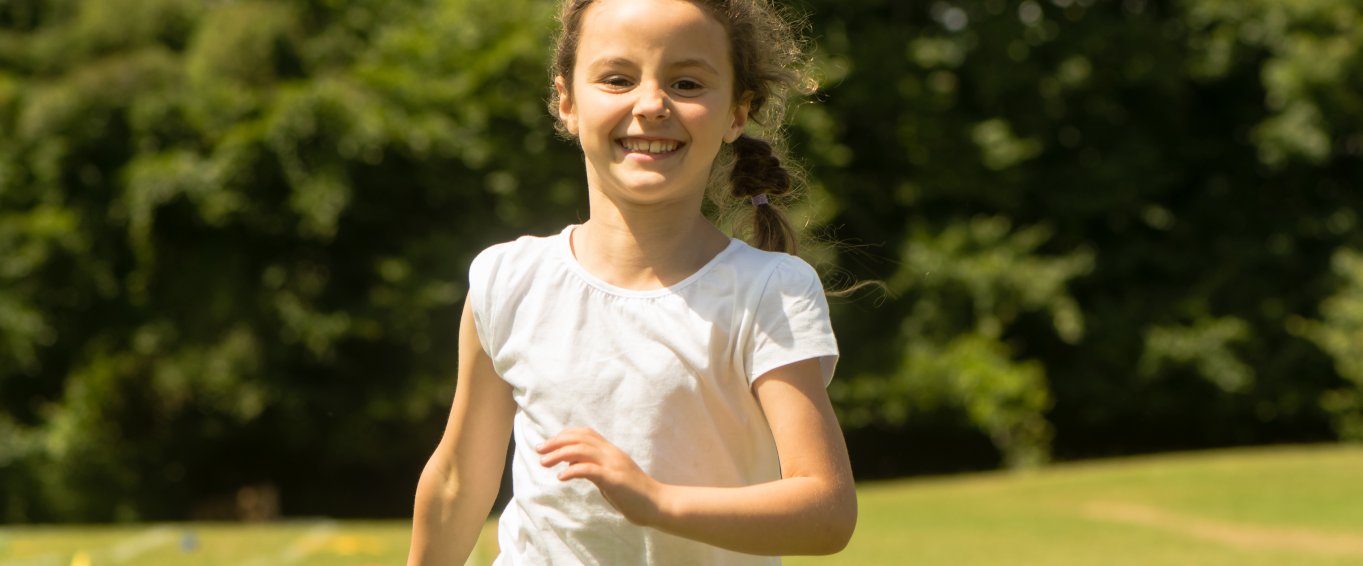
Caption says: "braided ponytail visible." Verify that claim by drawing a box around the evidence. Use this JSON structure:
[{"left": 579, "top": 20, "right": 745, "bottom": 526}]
[{"left": 729, "top": 135, "right": 798, "bottom": 254}]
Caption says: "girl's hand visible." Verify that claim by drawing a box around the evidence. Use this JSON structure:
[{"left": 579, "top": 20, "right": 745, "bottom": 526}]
[{"left": 537, "top": 427, "right": 666, "bottom": 526}]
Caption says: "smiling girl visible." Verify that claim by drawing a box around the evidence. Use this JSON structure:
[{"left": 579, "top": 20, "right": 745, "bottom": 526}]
[{"left": 408, "top": 0, "right": 856, "bottom": 563}]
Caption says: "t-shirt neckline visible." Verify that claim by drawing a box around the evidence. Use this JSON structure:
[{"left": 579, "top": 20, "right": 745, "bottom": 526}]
[{"left": 557, "top": 224, "right": 742, "bottom": 298}]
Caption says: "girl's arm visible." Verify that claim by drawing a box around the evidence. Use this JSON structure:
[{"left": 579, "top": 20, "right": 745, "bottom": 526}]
[
  {"left": 408, "top": 296, "right": 515, "bottom": 565},
  {"left": 537, "top": 357, "right": 857, "bottom": 555}
]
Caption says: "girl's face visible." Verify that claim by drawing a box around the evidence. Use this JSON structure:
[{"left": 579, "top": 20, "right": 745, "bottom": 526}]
[{"left": 556, "top": 0, "right": 749, "bottom": 208}]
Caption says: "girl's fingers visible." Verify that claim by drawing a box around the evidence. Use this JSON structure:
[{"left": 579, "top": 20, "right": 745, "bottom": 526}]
[
  {"left": 557, "top": 462, "right": 604, "bottom": 482},
  {"left": 536, "top": 427, "right": 603, "bottom": 454},
  {"left": 539, "top": 443, "right": 600, "bottom": 467}
]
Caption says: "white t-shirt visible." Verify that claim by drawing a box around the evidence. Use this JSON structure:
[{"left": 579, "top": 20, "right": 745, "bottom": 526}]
[{"left": 471, "top": 225, "right": 838, "bottom": 566}]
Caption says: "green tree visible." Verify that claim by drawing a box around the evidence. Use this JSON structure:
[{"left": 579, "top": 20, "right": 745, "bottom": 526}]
[
  {"left": 0, "top": 0, "right": 581, "bottom": 521},
  {"left": 1292, "top": 249, "right": 1363, "bottom": 441},
  {"left": 795, "top": 0, "right": 1361, "bottom": 467}
]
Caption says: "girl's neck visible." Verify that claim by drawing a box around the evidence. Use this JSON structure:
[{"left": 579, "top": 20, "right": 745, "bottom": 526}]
[{"left": 572, "top": 198, "right": 730, "bottom": 291}]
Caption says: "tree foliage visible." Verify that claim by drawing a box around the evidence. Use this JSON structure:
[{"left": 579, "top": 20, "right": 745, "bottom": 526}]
[
  {"left": 0, "top": 0, "right": 578, "bottom": 521},
  {"left": 796, "top": 0, "right": 1362, "bottom": 469},
  {"left": 1293, "top": 249, "right": 1363, "bottom": 441}
]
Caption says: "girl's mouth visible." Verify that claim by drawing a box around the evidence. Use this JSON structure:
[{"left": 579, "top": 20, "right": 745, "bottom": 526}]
[{"left": 618, "top": 138, "right": 684, "bottom": 156}]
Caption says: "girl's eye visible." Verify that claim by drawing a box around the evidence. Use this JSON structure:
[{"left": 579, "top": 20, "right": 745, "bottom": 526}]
[
  {"left": 600, "top": 76, "right": 634, "bottom": 89},
  {"left": 673, "top": 79, "right": 704, "bottom": 93}
]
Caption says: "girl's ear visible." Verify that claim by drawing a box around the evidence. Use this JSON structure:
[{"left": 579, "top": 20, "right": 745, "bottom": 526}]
[
  {"left": 555, "top": 76, "right": 578, "bottom": 136},
  {"left": 725, "top": 91, "right": 753, "bottom": 143}
]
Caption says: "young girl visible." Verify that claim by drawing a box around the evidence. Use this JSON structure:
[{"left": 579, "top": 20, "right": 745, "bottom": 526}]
[{"left": 409, "top": 0, "right": 856, "bottom": 563}]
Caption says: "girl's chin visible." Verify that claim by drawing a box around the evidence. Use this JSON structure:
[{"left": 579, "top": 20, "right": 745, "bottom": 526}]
[
  {"left": 610, "top": 169, "right": 679, "bottom": 187},
  {"left": 598, "top": 177, "right": 704, "bottom": 202}
]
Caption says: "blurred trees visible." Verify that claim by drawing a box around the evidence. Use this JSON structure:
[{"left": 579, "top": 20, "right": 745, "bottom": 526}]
[
  {"left": 1294, "top": 249, "right": 1363, "bottom": 442},
  {"left": 797, "top": 0, "right": 1363, "bottom": 469},
  {"left": 0, "top": 0, "right": 578, "bottom": 521},
  {"left": 0, "top": 0, "right": 1360, "bottom": 521}
]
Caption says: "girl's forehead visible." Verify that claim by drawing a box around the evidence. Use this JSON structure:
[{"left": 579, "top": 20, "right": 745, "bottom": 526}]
[{"left": 576, "top": 0, "right": 731, "bottom": 69}]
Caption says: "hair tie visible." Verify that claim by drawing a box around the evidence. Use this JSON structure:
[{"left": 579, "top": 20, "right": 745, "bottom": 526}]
[{"left": 751, "top": 194, "right": 769, "bottom": 206}]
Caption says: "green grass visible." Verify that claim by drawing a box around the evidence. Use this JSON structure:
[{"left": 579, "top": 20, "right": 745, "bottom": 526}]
[
  {"left": 2, "top": 444, "right": 1360, "bottom": 565},
  {"left": 0, "top": 521, "right": 422, "bottom": 566},
  {"left": 791, "top": 444, "right": 1363, "bottom": 566}
]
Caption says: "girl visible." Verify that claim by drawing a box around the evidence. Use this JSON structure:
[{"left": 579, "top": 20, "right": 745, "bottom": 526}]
[{"left": 409, "top": 0, "right": 856, "bottom": 563}]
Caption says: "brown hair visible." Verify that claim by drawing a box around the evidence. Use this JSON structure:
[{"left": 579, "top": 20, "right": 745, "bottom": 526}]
[{"left": 548, "top": 0, "right": 812, "bottom": 255}]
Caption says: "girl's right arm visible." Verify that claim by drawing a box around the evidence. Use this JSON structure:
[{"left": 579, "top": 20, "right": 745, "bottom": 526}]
[{"left": 408, "top": 295, "right": 515, "bottom": 565}]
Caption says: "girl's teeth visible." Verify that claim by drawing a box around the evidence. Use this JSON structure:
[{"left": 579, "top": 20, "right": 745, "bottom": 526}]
[{"left": 623, "top": 140, "right": 677, "bottom": 153}]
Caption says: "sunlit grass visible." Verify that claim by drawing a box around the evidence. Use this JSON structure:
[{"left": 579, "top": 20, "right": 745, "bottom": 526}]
[
  {"left": 792, "top": 443, "right": 1363, "bottom": 566},
  {"left": 0, "top": 521, "right": 416, "bottom": 566},
  {"left": 2, "top": 444, "right": 1359, "bottom": 565}
]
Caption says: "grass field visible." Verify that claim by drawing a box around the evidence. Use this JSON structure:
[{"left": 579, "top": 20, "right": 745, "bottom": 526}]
[{"left": 1, "top": 444, "right": 1360, "bottom": 565}]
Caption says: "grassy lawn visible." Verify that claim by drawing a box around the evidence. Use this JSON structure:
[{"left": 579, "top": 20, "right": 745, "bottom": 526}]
[
  {"left": 790, "top": 444, "right": 1363, "bottom": 566},
  {"left": 2, "top": 444, "right": 1360, "bottom": 565}
]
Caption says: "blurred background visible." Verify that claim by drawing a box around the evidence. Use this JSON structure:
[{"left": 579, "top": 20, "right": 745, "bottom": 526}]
[{"left": 1, "top": 0, "right": 1361, "bottom": 528}]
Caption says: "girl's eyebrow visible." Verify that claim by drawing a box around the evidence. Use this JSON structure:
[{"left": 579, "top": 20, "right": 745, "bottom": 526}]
[
  {"left": 670, "top": 58, "right": 720, "bottom": 75},
  {"left": 584, "top": 57, "right": 720, "bottom": 76},
  {"left": 587, "top": 57, "right": 639, "bottom": 71}
]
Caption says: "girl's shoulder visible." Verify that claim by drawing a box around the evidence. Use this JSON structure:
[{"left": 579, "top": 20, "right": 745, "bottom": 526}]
[
  {"left": 727, "top": 240, "right": 820, "bottom": 275},
  {"left": 720, "top": 242, "right": 826, "bottom": 298},
  {"left": 470, "top": 227, "right": 569, "bottom": 275},
  {"left": 467, "top": 227, "right": 571, "bottom": 307}
]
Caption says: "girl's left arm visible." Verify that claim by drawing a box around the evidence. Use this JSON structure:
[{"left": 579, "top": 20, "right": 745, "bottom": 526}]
[{"left": 536, "top": 357, "right": 857, "bottom": 555}]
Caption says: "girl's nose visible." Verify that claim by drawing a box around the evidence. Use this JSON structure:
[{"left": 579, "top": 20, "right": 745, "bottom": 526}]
[{"left": 633, "top": 84, "right": 670, "bottom": 121}]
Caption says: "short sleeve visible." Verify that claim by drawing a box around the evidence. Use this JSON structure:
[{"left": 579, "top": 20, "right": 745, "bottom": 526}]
[
  {"left": 467, "top": 244, "right": 501, "bottom": 357},
  {"left": 748, "top": 256, "right": 840, "bottom": 387}
]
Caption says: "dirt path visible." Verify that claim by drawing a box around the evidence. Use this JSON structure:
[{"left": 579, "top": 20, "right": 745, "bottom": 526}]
[{"left": 1083, "top": 500, "right": 1363, "bottom": 557}]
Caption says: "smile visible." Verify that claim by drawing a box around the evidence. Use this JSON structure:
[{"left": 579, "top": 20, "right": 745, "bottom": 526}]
[{"left": 618, "top": 138, "right": 683, "bottom": 155}]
